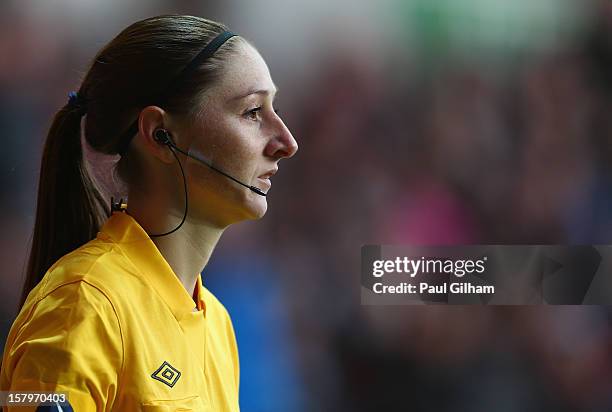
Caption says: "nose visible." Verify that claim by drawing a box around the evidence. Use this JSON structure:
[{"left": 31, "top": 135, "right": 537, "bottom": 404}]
[{"left": 264, "top": 114, "right": 298, "bottom": 160}]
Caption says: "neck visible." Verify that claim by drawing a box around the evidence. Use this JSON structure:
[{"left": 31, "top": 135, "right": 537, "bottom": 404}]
[
  {"left": 152, "top": 222, "right": 224, "bottom": 297},
  {"left": 127, "top": 195, "right": 225, "bottom": 301}
]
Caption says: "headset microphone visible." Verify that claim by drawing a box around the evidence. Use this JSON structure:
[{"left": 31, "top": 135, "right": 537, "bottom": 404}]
[
  {"left": 144, "top": 128, "right": 267, "bottom": 238},
  {"left": 153, "top": 129, "right": 267, "bottom": 197}
]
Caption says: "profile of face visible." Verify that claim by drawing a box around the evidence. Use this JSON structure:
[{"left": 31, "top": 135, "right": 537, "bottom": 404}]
[{"left": 171, "top": 41, "right": 298, "bottom": 227}]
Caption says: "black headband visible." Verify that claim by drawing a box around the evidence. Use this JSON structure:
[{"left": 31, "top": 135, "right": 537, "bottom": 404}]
[{"left": 116, "top": 30, "right": 237, "bottom": 155}]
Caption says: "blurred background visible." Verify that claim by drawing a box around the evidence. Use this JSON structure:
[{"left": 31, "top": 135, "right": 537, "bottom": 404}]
[{"left": 2, "top": 0, "right": 612, "bottom": 410}]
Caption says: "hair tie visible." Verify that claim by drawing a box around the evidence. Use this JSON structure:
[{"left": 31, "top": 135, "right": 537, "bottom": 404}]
[{"left": 67, "top": 91, "right": 87, "bottom": 116}]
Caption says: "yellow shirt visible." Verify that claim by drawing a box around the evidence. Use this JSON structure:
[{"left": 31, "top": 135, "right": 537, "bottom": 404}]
[{"left": 1, "top": 212, "right": 240, "bottom": 411}]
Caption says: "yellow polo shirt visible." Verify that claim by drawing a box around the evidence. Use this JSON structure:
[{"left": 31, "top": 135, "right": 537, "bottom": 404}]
[{"left": 1, "top": 212, "right": 240, "bottom": 411}]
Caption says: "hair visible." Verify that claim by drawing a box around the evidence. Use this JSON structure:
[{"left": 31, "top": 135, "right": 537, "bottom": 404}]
[{"left": 20, "top": 15, "right": 244, "bottom": 309}]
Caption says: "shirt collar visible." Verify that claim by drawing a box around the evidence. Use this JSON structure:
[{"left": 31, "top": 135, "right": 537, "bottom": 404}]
[{"left": 97, "top": 212, "right": 206, "bottom": 320}]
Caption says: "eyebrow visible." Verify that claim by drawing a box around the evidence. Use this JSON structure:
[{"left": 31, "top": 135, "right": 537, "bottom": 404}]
[{"left": 231, "top": 87, "right": 278, "bottom": 101}]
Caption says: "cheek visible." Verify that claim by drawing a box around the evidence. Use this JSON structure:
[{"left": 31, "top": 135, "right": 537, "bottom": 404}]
[
  {"left": 189, "top": 119, "right": 262, "bottom": 178},
  {"left": 227, "top": 140, "right": 261, "bottom": 177}
]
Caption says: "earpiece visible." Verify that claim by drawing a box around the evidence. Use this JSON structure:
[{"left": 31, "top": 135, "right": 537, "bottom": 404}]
[{"left": 154, "top": 128, "right": 171, "bottom": 145}]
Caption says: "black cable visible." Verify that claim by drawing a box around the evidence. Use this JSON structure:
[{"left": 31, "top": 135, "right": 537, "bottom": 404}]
[{"left": 149, "top": 146, "right": 189, "bottom": 237}]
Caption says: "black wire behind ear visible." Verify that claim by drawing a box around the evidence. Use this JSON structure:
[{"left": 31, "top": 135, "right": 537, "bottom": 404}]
[{"left": 148, "top": 128, "right": 188, "bottom": 238}]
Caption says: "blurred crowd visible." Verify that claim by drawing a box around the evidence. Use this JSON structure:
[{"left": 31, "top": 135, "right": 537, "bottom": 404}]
[{"left": 2, "top": 0, "right": 612, "bottom": 411}]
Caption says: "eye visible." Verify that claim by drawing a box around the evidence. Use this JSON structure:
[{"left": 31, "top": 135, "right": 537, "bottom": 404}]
[
  {"left": 245, "top": 107, "right": 262, "bottom": 121},
  {"left": 244, "top": 106, "right": 281, "bottom": 121}
]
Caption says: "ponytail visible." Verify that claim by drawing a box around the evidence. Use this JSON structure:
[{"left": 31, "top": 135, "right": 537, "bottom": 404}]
[{"left": 19, "top": 102, "right": 108, "bottom": 310}]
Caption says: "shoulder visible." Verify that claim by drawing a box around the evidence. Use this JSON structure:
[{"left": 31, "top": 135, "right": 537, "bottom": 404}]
[
  {"left": 2, "top": 280, "right": 124, "bottom": 387},
  {"left": 12, "top": 237, "right": 135, "bottom": 349},
  {"left": 1, "top": 281, "right": 124, "bottom": 409},
  {"left": 46, "top": 237, "right": 131, "bottom": 289},
  {"left": 11, "top": 279, "right": 122, "bottom": 349},
  {"left": 24, "top": 237, "right": 141, "bottom": 312}
]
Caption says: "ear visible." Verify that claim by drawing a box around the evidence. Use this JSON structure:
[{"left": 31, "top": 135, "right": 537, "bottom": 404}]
[{"left": 135, "top": 105, "right": 174, "bottom": 164}]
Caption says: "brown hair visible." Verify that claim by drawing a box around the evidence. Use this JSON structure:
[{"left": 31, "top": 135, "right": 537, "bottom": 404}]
[{"left": 20, "top": 15, "right": 242, "bottom": 309}]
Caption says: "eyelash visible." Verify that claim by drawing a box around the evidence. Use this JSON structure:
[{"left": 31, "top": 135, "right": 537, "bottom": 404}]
[{"left": 245, "top": 106, "right": 280, "bottom": 121}]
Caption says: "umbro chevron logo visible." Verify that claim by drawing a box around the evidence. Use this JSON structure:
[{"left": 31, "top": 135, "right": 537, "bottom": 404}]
[{"left": 151, "top": 361, "right": 181, "bottom": 388}]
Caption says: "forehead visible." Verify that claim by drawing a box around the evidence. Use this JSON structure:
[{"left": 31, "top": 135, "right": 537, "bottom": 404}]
[{"left": 212, "top": 41, "right": 276, "bottom": 100}]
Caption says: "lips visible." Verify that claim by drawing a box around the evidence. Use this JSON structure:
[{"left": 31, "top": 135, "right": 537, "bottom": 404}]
[
  {"left": 258, "top": 168, "right": 278, "bottom": 179},
  {"left": 257, "top": 177, "right": 272, "bottom": 192},
  {"left": 256, "top": 168, "right": 277, "bottom": 192}
]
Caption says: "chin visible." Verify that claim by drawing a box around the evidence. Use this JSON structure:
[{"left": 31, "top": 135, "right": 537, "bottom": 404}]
[
  {"left": 246, "top": 196, "right": 268, "bottom": 220},
  {"left": 230, "top": 194, "right": 268, "bottom": 223}
]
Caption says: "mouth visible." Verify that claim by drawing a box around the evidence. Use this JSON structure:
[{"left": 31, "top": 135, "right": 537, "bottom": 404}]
[
  {"left": 258, "top": 168, "right": 278, "bottom": 179},
  {"left": 256, "top": 177, "right": 272, "bottom": 192},
  {"left": 255, "top": 168, "right": 277, "bottom": 192}
]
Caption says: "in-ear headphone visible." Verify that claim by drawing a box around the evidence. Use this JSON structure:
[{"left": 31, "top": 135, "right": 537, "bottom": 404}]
[{"left": 154, "top": 128, "right": 171, "bottom": 145}]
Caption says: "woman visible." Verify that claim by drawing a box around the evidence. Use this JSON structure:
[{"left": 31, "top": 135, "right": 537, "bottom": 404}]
[{"left": 0, "top": 14, "right": 297, "bottom": 411}]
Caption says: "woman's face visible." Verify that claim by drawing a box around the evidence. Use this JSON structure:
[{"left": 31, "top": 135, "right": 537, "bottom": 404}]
[{"left": 180, "top": 41, "right": 298, "bottom": 227}]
